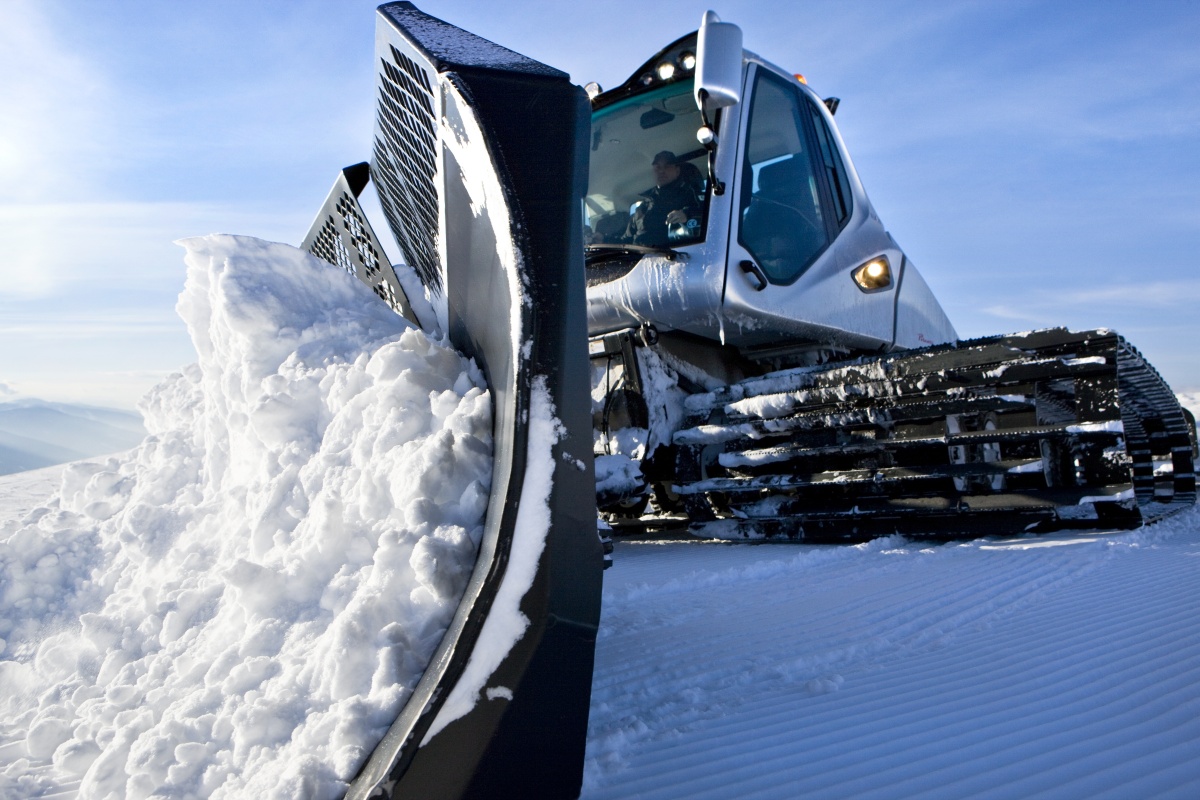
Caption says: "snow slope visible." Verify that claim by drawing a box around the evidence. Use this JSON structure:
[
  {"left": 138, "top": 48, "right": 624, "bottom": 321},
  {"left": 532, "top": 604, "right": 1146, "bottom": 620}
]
[
  {"left": 583, "top": 517, "right": 1200, "bottom": 798},
  {"left": 0, "top": 465, "right": 66, "bottom": 522},
  {"left": 0, "top": 236, "right": 492, "bottom": 799}
]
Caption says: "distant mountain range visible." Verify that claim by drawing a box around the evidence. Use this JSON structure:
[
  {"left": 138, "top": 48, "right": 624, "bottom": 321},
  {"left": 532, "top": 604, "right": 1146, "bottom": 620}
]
[{"left": 0, "top": 399, "right": 146, "bottom": 476}]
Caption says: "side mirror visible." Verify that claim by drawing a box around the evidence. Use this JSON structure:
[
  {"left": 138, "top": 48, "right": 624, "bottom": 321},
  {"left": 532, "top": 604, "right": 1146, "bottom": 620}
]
[
  {"left": 694, "top": 11, "right": 743, "bottom": 118},
  {"left": 694, "top": 11, "right": 742, "bottom": 196}
]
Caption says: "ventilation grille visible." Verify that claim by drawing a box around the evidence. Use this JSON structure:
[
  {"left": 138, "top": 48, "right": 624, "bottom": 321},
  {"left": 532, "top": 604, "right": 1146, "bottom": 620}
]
[
  {"left": 307, "top": 190, "right": 407, "bottom": 317},
  {"left": 374, "top": 43, "right": 441, "bottom": 294},
  {"left": 309, "top": 214, "right": 354, "bottom": 276}
]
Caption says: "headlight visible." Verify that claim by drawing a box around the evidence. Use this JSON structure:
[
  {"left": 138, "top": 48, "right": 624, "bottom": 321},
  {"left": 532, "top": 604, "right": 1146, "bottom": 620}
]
[
  {"left": 655, "top": 60, "right": 676, "bottom": 81},
  {"left": 852, "top": 257, "right": 892, "bottom": 291}
]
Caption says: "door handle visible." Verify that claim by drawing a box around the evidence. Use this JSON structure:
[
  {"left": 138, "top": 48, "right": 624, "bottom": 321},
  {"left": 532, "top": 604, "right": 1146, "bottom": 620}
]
[{"left": 739, "top": 260, "right": 768, "bottom": 291}]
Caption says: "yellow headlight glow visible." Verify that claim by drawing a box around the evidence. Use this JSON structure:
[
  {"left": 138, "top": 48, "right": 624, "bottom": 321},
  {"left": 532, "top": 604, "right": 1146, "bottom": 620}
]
[{"left": 853, "top": 257, "right": 892, "bottom": 291}]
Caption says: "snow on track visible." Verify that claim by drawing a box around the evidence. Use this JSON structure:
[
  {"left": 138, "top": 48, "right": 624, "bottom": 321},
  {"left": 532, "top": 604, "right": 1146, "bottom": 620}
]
[{"left": 584, "top": 514, "right": 1200, "bottom": 799}]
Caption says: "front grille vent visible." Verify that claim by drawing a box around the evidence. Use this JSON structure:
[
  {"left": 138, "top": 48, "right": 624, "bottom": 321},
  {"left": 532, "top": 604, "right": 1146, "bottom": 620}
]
[{"left": 373, "top": 43, "right": 441, "bottom": 294}]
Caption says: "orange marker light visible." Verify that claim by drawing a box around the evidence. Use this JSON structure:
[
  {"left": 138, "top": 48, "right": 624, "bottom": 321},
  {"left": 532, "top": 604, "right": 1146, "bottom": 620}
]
[{"left": 794, "top": 73, "right": 807, "bottom": 84}]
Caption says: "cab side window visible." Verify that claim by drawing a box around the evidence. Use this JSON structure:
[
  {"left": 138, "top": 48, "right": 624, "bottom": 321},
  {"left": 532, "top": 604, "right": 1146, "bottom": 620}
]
[
  {"left": 810, "top": 106, "right": 853, "bottom": 227},
  {"left": 738, "top": 71, "right": 829, "bottom": 284}
]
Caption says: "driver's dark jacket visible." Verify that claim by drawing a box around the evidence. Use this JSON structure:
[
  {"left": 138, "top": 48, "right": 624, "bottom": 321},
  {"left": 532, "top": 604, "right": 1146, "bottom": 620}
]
[{"left": 623, "top": 176, "right": 701, "bottom": 246}]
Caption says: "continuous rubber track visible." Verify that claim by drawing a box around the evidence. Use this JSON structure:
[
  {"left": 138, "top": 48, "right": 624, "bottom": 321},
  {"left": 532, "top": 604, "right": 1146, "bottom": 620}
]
[{"left": 672, "top": 329, "right": 1196, "bottom": 541}]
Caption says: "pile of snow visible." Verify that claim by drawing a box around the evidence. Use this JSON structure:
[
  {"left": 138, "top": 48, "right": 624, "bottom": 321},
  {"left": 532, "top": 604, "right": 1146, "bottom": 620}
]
[{"left": 0, "top": 236, "right": 492, "bottom": 799}]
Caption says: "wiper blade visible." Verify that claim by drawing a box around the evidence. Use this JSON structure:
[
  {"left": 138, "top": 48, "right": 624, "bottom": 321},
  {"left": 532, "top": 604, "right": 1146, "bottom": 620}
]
[{"left": 585, "top": 243, "right": 682, "bottom": 262}]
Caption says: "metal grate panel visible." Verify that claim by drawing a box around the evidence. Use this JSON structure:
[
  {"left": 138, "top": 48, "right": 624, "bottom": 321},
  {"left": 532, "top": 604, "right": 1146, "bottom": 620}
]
[
  {"left": 373, "top": 43, "right": 442, "bottom": 294},
  {"left": 300, "top": 166, "right": 418, "bottom": 326}
]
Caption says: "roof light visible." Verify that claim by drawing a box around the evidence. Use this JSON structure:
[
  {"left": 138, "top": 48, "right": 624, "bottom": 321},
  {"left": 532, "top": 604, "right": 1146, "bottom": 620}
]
[
  {"left": 656, "top": 60, "right": 676, "bottom": 81},
  {"left": 794, "top": 73, "right": 808, "bottom": 84},
  {"left": 640, "top": 72, "right": 655, "bottom": 86},
  {"left": 679, "top": 50, "right": 697, "bottom": 71},
  {"left": 584, "top": 81, "right": 603, "bottom": 99},
  {"left": 852, "top": 257, "right": 892, "bottom": 291}
]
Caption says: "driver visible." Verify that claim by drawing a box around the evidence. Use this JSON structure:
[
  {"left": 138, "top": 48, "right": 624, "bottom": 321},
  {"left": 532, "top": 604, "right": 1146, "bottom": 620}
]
[{"left": 623, "top": 151, "right": 701, "bottom": 246}]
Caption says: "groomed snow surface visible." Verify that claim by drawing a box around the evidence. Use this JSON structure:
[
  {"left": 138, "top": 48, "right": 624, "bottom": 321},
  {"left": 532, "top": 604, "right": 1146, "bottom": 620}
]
[
  {"left": 583, "top": 517, "right": 1200, "bottom": 799},
  {"left": 0, "top": 236, "right": 492, "bottom": 799}
]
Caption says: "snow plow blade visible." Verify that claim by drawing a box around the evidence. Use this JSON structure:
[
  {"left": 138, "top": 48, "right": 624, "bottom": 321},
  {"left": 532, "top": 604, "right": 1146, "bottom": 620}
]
[{"left": 303, "top": 3, "right": 601, "bottom": 798}]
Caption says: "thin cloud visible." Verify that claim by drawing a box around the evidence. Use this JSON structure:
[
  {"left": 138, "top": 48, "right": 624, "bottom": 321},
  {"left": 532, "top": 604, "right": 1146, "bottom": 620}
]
[
  {"left": 979, "top": 304, "right": 1046, "bottom": 324},
  {"left": 830, "top": 2, "right": 1200, "bottom": 158},
  {"left": 969, "top": 281, "right": 1200, "bottom": 345},
  {"left": 0, "top": 312, "right": 185, "bottom": 338},
  {"left": 0, "top": 1, "right": 115, "bottom": 202},
  {"left": 0, "top": 201, "right": 304, "bottom": 299},
  {"left": 1057, "top": 282, "right": 1200, "bottom": 308},
  {"left": 1001, "top": 282, "right": 1200, "bottom": 312},
  {"left": 8, "top": 371, "right": 179, "bottom": 411}
]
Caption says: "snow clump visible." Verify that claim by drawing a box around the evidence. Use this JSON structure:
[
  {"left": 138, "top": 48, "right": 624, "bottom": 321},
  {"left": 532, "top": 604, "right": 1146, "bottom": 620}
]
[{"left": 0, "top": 235, "right": 492, "bottom": 799}]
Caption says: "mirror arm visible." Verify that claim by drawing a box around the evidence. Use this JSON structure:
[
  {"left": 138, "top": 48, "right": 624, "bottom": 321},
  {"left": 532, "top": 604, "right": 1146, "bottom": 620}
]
[{"left": 696, "top": 89, "right": 726, "bottom": 196}]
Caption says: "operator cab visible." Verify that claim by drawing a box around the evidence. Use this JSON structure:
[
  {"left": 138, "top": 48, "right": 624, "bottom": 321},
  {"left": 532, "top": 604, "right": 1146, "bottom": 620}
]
[
  {"left": 585, "top": 78, "right": 712, "bottom": 250},
  {"left": 584, "top": 15, "right": 956, "bottom": 356}
]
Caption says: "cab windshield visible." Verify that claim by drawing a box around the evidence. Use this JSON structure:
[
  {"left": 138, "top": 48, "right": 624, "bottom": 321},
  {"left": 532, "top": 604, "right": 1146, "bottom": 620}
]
[{"left": 586, "top": 79, "right": 710, "bottom": 249}]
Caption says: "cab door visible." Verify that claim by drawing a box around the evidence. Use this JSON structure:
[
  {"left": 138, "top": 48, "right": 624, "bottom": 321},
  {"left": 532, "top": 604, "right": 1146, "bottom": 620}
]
[{"left": 722, "top": 65, "right": 897, "bottom": 349}]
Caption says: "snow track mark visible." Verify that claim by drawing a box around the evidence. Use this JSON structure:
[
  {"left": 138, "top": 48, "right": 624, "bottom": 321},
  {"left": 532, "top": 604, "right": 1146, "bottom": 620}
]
[{"left": 584, "top": 515, "right": 1200, "bottom": 798}]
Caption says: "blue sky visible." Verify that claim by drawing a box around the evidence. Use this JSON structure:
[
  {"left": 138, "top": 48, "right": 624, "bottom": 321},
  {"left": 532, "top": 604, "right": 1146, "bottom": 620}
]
[{"left": 2, "top": 0, "right": 1198, "bottom": 409}]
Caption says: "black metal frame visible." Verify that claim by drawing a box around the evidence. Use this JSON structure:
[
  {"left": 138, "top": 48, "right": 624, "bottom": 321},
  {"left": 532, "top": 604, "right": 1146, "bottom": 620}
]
[{"left": 304, "top": 4, "right": 602, "bottom": 798}]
